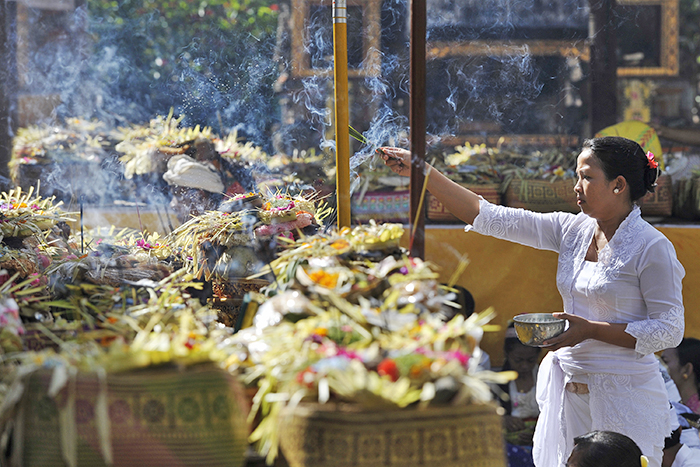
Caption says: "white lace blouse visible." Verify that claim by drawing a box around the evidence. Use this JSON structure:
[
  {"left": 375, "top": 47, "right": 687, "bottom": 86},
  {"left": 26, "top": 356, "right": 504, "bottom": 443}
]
[
  {"left": 469, "top": 199, "right": 685, "bottom": 355},
  {"left": 469, "top": 199, "right": 685, "bottom": 466}
]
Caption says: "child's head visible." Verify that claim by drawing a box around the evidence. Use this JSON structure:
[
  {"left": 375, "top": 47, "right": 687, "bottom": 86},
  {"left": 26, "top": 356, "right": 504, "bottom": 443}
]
[
  {"left": 567, "top": 431, "right": 646, "bottom": 467},
  {"left": 503, "top": 323, "right": 541, "bottom": 375}
]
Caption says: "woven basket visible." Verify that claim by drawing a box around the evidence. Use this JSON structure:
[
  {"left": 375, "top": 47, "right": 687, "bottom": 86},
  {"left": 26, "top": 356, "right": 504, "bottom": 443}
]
[
  {"left": 427, "top": 183, "right": 501, "bottom": 222},
  {"left": 639, "top": 174, "right": 673, "bottom": 217},
  {"left": 278, "top": 402, "right": 507, "bottom": 467},
  {"left": 673, "top": 177, "right": 700, "bottom": 220},
  {"left": 212, "top": 277, "right": 269, "bottom": 299},
  {"left": 14, "top": 364, "right": 249, "bottom": 467},
  {"left": 351, "top": 191, "right": 409, "bottom": 224},
  {"left": 209, "top": 297, "right": 245, "bottom": 328},
  {"left": 503, "top": 178, "right": 578, "bottom": 213}
]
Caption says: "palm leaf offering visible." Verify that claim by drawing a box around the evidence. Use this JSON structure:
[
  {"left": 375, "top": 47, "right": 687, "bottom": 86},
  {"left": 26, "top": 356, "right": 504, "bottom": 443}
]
[
  {"left": 436, "top": 143, "right": 578, "bottom": 186},
  {"left": 115, "top": 110, "right": 217, "bottom": 179},
  {"left": 0, "top": 186, "right": 76, "bottom": 240},
  {"left": 223, "top": 222, "right": 514, "bottom": 463},
  {"left": 169, "top": 190, "right": 329, "bottom": 281}
]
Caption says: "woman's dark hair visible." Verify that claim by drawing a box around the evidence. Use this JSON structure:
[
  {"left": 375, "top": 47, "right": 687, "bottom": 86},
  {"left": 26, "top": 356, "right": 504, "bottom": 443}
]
[
  {"left": 582, "top": 136, "right": 660, "bottom": 202},
  {"left": 676, "top": 337, "right": 700, "bottom": 388},
  {"left": 570, "top": 431, "right": 643, "bottom": 467}
]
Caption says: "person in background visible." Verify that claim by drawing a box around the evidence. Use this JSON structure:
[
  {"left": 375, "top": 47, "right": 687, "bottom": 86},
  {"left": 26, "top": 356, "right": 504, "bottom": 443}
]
[
  {"left": 660, "top": 362, "right": 700, "bottom": 449},
  {"left": 662, "top": 410, "right": 700, "bottom": 467},
  {"left": 380, "top": 136, "right": 685, "bottom": 467},
  {"left": 662, "top": 338, "right": 700, "bottom": 415},
  {"left": 497, "top": 322, "right": 542, "bottom": 467},
  {"left": 163, "top": 154, "right": 224, "bottom": 224},
  {"left": 566, "top": 431, "right": 647, "bottom": 467}
]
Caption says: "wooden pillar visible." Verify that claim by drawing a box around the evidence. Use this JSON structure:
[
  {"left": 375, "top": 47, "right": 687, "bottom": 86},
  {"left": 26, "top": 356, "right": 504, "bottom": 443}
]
[
  {"left": 588, "top": 0, "right": 618, "bottom": 135},
  {"left": 0, "top": 1, "right": 14, "bottom": 178},
  {"left": 409, "top": 0, "right": 426, "bottom": 258}
]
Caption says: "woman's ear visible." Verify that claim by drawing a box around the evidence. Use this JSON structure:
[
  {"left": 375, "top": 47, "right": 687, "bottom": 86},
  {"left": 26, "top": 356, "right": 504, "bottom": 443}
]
[
  {"left": 683, "top": 362, "right": 696, "bottom": 382},
  {"left": 614, "top": 175, "right": 627, "bottom": 193}
]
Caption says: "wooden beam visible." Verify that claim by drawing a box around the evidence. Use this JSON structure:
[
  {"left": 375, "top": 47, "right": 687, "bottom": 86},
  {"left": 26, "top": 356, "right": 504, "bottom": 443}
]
[
  {"left": 409, "top": 0, "right": 426, "bottom": 258},
  {"left": 588, "top": 0, "right": 618, "bottom": 135}
]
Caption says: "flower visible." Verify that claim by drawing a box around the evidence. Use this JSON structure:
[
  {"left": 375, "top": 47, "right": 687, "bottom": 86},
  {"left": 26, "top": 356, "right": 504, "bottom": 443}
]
[{"left": 646, "top": 151, "right": 659, "bottom": 169}]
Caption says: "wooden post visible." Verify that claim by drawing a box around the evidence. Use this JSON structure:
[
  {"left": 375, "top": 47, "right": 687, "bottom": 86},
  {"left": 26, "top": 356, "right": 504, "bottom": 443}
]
[
  {"left": 409, "top": 0, "right": 426, "bottom": 258},
  {"left": 0, "top": 2, "right": 14, "bottom": 178},
  {"left": 333, "top": 0, "right": 351, "bottom": 229},
  {"left": 588, "top": 0, "right": 618, "bottom": 135}
]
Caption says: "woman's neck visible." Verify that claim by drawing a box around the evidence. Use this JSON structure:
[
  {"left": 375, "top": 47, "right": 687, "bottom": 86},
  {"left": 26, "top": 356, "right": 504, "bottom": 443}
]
[
  {"left": 596, "top": 205, "right": 633, "bottom": 239},
  {"left": 679, "top": 382, "right": 700, "bottom": 409}
]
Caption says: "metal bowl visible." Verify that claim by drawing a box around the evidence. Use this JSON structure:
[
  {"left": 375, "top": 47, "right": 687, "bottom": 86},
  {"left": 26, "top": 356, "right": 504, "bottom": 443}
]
[{"left": 512, "top": 313, "right": 567, "bottom": 347}]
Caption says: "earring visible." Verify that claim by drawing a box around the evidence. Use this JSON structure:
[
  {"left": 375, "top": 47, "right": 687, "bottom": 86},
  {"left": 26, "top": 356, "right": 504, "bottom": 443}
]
[
  {"left": 684, "top": 373, "right": 689, "bottom": 380},
  {"left": 614, "top": 188, "right": 620, "bottom": 194}
]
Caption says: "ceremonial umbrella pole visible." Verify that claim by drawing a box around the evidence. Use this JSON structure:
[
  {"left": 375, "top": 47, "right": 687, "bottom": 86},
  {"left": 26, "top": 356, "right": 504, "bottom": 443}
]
[{"left": 333, "top": 0, "right": 351, "bottom": 229}]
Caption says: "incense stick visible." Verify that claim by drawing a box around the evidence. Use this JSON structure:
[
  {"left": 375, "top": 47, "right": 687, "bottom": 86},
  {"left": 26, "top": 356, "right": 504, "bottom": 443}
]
[
  {"left": 409, "top": 165, "right": 432, "bottom": 252},
  {"left": 135, "top": 201, "right": 144, "bottom": 235},
  {"left": 80, "top": 196, "right": 84, "bottom": 254},
  {"left": 348, "top": 125, "right": 391, "bottom": 158}
]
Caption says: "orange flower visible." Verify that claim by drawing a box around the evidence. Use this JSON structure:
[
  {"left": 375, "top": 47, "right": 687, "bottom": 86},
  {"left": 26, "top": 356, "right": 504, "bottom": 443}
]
[
  {"left": 330, "top": 239, "right": 350, "bottom": 250},
  {"left": 308, "top": 269, "right": 339, "bottom": 288}
]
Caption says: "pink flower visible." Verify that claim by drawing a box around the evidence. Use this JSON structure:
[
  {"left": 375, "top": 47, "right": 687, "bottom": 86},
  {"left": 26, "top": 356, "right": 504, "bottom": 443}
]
[{"left": 646, "top": 151, "right": 659, "bottom": 169}]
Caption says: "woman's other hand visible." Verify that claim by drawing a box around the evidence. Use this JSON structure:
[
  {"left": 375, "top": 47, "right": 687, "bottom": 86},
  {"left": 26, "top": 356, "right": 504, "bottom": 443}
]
[
  {"left": 542, "top": 312, "right": 637, "bottom": 350},
  {"left": 542, "top": 313, "right": 594, "bottom": 350},
  {"left": 377, "top": 147, "right": 411, "bottom": 176}
]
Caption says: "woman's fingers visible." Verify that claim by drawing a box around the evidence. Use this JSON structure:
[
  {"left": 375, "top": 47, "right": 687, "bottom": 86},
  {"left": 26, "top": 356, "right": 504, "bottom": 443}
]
[{"left": 377, "top": 147, "right": 409, "bottom": 175}]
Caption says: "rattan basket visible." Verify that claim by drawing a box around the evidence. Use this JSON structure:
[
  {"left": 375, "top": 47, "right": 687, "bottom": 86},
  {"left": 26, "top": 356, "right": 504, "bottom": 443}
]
[
  {"left": 212, "top": 277, "right": 269, "bottom": 299},
  {"left": 639, "top": 174, "right": 673, "bottom": 217},
  {"left": 278, "top": 402, "right": 507, "bottom": 467},
  {"left": 503, "top": 178, "right": 578, "bottom": 213},
  {"left": 9, "top": 363, "right": 250, "bottom": 467},
  {"left": 427, "top": 183, "right": 501, "bottom": 222}
]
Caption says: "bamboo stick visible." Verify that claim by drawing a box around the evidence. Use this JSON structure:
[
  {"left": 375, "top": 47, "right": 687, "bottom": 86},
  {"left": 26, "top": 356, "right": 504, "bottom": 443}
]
[{"left": 333, "top": 0, "right": 351, "bottom": 229}]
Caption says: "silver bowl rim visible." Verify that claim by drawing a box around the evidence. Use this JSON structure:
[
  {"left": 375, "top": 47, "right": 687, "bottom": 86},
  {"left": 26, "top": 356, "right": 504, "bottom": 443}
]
[{"left": 512, "top": 312, "right": 566, "bottom": 324}]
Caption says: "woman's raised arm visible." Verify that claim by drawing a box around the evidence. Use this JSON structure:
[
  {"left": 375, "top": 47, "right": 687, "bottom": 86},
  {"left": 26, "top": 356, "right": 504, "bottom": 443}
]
[{"left": 379, "top": 147, "right": 482, "bottom": 225}]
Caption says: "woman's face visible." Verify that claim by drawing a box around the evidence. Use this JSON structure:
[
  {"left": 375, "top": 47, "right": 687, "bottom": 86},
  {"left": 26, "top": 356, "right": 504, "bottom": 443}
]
[
  {"left": 574, "top": 149, "right": 618, "bottom": 218},
  {"left": 661, "top": 348, "right": 686, "bottom": 387}
]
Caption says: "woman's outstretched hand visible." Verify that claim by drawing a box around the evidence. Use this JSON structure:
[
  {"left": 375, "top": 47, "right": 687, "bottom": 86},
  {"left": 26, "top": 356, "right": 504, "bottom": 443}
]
[{"left": 377, "top": 147, "right": 411, "bottom": 177}]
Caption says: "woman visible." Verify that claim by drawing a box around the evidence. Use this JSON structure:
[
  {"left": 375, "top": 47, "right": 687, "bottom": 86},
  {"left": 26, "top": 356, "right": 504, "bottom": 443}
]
[
  {"left": 380, "top": 136, "right": 685, "bottom": 467},
  {"left": 661, "top": 338, "right": 700, "bottom": 414},
  {"left": 567, "top": 431, "right": 647, "bottom": 467}
]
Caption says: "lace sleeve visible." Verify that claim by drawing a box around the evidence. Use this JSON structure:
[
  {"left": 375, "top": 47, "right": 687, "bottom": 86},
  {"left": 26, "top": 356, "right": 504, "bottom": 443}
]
[
  {"left": 469, "top": 199, "right": 576, "bottom": 253},
  {"left": 626, "top": 237, "right": 685, "bottom": 355},
  {"left": 626, "top": 306, "right": 684, "bottom": 356}
]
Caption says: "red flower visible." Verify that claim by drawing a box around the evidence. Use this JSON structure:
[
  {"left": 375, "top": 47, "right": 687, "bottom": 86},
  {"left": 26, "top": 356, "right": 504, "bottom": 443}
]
[
  {"left": 377, "top": 358, "right": 400, "bottom": 382},
  {"left": 646, "top": 151, "right": 659, "bottom": 169}
]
